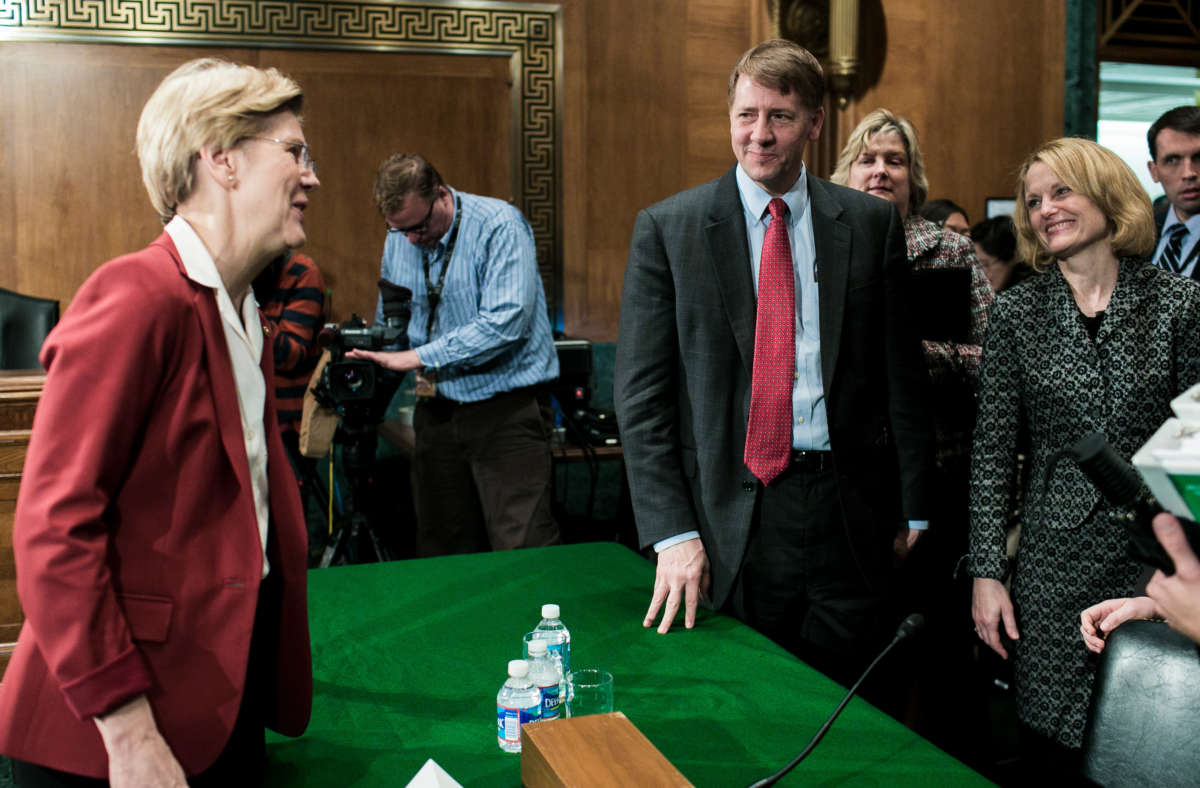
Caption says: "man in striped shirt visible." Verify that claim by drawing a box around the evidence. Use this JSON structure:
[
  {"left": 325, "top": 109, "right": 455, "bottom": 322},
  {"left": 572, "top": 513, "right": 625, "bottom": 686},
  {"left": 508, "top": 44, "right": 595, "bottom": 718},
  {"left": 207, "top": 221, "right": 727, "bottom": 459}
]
[
  {"left": 254, "top": 251, "right": 327, "bottom": 439},
  {"left": 349, "top": 153, "right": 561, "bottom": 557},
  {"left": 254, "top": 250, "right": 327, "bottom": 560}
]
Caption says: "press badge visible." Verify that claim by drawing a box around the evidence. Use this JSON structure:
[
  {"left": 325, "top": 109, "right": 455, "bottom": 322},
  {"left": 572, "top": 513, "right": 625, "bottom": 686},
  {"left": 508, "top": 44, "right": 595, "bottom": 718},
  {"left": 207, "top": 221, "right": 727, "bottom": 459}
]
[{"left": 414, "top": 368, "right": 437, "bottom": 398}]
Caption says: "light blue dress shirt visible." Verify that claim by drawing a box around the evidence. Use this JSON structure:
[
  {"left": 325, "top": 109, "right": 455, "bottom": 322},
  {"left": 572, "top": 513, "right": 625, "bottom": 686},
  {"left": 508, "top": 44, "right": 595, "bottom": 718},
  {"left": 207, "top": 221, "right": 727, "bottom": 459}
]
[
  {"left": 658, "top": 166, "right": 826, "bottom": 554},
  {"left": 735, "top": 164, "right": 830, "bottom": 452},
  {"left": 375, "top": 187, "right": 559, "bottom": 402},
  {"left": 656, "top": 166, "right": 924, "bottom": 553}
]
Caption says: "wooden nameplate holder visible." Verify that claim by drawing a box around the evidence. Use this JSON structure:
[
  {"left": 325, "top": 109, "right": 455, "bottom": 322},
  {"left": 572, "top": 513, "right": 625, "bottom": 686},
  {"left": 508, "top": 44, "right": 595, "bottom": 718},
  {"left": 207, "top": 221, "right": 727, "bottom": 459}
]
[{"left": 520, "top": 711, "right": 693, "bottom": 787}]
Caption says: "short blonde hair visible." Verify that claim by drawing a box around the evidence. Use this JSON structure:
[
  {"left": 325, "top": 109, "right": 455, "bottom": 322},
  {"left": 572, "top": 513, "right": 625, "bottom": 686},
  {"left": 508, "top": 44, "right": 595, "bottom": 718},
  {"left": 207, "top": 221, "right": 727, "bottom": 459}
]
[
  {"left": 829, "top": 108, "right": 928, "bottom": 214},
  {"left": 1014, "top": 137, "right": 1155, "bottom": 271},
  {"left": 136, "top": 58, "right": 303, "bottom": 222}
]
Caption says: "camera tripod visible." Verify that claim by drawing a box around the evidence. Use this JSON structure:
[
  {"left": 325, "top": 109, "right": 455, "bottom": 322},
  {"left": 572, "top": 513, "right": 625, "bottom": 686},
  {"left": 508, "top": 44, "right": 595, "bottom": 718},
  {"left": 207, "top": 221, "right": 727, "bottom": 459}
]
[{"left": 317, "top": 416, "right": 394, "bottom": 568}]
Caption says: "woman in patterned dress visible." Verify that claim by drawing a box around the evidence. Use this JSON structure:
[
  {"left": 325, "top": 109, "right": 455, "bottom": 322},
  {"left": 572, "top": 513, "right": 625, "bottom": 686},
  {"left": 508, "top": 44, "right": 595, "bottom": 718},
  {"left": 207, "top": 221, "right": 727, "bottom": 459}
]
[{"left": 969, "top": 137, "right": 1200, "bottom": 773}]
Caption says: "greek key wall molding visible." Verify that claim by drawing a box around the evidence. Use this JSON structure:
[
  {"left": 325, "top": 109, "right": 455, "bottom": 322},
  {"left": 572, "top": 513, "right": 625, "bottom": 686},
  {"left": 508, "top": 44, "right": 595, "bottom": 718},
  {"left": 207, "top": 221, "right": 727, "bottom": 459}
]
[{"left": 0, "top": 0, "right": 564, "bottom": 316}]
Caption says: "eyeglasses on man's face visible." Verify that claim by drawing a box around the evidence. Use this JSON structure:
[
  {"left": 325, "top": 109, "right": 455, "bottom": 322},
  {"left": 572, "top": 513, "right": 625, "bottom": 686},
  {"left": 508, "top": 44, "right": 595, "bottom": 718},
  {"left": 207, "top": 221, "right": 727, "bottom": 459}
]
[
  {"left": 387, "top": 194, "right": 437, "bottom": 235},
  {"left": 249, "top": 136, "right": 317, "bottom": 176}
]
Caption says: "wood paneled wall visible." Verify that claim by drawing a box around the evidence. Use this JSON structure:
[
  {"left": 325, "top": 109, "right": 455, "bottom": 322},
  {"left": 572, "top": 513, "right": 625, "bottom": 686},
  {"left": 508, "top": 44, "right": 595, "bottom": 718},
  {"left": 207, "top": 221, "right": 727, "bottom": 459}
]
[
  {"left": 0, "top": 373, "right": 45, "bottom": 676},
  {"left": 559, "top": 0, "right": 757, "bottom": 339},
  {"left": 1, "top": 0, "right": 1067, "bottom": 344},
  {"left": 559, "top": 0, "right": 1066, "bottom": 340},
  {"left": 820, "top": 0, "right": 1066, "bottom": 233},
  {"left": 0, "top": 42, "right": 514, "bottom": 328}
]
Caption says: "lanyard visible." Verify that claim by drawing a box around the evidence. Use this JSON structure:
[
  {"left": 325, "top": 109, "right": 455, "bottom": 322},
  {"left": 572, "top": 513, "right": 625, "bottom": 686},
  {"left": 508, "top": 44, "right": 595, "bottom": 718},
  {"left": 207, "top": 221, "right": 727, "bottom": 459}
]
[{"left": 422, "top": 194, "right": 462, "bottom": 338}]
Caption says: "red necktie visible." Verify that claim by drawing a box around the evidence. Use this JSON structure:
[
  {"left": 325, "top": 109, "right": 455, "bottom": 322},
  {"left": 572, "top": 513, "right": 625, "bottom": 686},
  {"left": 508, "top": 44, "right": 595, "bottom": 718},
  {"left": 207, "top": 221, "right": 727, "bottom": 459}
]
[{"left": 745, "top": 198, "right": 795, "bottom": 485}]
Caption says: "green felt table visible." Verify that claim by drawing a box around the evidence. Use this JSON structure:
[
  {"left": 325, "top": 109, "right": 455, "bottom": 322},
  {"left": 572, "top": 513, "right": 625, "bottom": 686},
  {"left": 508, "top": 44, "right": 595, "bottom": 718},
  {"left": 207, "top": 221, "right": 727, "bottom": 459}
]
[{"left": 265, "top": 542, "right": 991, "bottom": 786}]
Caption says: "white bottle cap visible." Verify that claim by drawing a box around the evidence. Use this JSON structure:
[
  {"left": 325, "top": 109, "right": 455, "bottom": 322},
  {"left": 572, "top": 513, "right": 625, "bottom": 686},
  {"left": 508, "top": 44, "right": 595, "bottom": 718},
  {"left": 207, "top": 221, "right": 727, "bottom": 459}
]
[
  {"left": 508, "top": 659, "right": 529, "bottom": 678},
  {"left": 528, "top": 639, "right": 548, "bottom": 657},
  {"left": 541, "top": 603, "right": 560, "bottom": 619}
]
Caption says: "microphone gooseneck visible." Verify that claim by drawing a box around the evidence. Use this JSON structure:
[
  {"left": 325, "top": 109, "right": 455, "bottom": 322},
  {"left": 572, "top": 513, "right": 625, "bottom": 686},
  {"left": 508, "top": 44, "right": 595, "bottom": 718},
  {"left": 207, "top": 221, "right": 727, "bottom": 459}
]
[{"left": 744, "top": 614, "right": 925, "bottom": 788}]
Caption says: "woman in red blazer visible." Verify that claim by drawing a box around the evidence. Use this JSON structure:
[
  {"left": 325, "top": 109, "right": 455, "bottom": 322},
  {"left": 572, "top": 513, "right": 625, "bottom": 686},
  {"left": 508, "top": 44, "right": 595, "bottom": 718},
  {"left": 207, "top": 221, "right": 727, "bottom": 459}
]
[{"left": 0, "top": 58, "right": 319, "bottom": 786}]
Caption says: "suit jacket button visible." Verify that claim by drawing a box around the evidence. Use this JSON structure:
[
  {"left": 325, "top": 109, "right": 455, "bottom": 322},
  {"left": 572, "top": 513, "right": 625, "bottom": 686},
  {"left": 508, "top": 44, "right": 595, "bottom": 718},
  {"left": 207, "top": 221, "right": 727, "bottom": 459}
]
[{"left": 742, "top": 482, "right": 755, "bottom": 492}]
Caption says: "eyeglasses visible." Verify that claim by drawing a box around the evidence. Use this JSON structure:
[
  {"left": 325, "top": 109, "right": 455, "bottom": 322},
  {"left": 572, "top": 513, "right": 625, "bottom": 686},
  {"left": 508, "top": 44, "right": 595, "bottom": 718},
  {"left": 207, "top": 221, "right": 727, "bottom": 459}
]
[
  {"left": 387, "top": 195, "right": 437, "bottom": 235},
  {"left": 249, "top": 136, "right": 317, "bottom": 175}
]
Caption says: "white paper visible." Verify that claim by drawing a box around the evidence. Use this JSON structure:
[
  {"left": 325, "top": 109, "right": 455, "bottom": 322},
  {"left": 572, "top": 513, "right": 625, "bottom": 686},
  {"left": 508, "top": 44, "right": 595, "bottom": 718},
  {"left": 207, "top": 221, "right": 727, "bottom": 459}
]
[
  {"left": 405, "top": 758, "right": 465, "bottom": 788},
  {"left": 1171, "top": 383, "right": 1200, "bottom": 423},
  {"left": 1133, "top": 418, "right": 1196, "bottom": 519}
]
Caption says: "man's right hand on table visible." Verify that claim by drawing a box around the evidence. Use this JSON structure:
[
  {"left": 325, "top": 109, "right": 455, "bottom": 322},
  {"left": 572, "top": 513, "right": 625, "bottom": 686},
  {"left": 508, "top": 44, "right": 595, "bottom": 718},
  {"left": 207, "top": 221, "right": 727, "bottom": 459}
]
[{"left": 644, "top": 537, "right": 711, "bottom": 633}]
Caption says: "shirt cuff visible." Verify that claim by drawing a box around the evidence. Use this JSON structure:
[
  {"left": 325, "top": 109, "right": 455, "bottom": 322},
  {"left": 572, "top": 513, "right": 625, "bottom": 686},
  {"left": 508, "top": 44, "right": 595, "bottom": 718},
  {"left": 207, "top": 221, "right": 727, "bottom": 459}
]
[
  {"left": 654, "top": 532, "right": 701, "bottom": 552},
  {"left": 907, "top": 520, "right": 929, "bottom": 531},
  {"left": 413, "top": 339, "right": 446, "bottom": 369}
]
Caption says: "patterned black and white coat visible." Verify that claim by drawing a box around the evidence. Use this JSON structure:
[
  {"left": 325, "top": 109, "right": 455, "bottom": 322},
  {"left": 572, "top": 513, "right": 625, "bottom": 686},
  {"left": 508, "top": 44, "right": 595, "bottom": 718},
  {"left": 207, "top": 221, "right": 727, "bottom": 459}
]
[{"left": 968, "top": 256, "right": 1200, "bottom": 748}]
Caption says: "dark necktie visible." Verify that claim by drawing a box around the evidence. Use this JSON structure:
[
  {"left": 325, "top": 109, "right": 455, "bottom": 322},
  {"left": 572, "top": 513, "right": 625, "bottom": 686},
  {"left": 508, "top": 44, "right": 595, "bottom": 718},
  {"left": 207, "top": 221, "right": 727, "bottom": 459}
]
[
  {"left": 1160, "top": 224, "right": 1189, "bottom": 274},
  {"left": 745, "top": 198, "right": 795, "bottom": 485}
]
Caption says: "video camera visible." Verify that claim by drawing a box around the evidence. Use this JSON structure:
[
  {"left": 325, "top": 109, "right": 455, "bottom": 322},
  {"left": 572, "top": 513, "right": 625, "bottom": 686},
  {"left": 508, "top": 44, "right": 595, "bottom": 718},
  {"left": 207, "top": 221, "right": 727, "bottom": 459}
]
[
  {"left": 307, "top": 279, "right": 412, "bottom": 567},
  {"left": 313, "top": 278, "right": 412, "bottom": 406}
]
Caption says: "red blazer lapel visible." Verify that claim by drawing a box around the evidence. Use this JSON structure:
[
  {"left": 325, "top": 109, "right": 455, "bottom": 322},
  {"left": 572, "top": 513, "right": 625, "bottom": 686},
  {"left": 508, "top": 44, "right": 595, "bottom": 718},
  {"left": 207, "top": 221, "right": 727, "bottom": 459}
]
[
  {"left": 155, "top": 233, "right": 254, "bottom": 497},
  {"left": 195, "top": 287, "right": 254, "bottom": 494}
]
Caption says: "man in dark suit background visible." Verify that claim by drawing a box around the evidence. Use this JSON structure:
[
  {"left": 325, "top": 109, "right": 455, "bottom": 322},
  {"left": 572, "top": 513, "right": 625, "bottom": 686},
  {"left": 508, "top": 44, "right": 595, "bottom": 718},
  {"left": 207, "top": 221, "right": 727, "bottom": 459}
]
[
  {"left": 1147, "top": 105, "right": 1200, "bottom": 277},
  {"left": 614, "top": 39, "right": 935, "bottom": 680}
]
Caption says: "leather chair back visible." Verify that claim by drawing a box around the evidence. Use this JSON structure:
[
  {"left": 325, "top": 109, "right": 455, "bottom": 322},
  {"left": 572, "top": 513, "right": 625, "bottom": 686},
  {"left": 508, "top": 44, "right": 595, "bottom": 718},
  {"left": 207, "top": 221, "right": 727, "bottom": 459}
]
[
  {"left": 1082, "top": 618, "right": 1200, "bottom": 787},
  {"left": 0, "top": 287, "right": 59, "bottom": 370}
]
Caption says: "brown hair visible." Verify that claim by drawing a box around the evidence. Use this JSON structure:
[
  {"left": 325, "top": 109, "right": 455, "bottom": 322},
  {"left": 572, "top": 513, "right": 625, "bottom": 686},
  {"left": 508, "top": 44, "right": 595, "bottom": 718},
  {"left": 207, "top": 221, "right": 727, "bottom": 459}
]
[
  {"left": 373, "top": 153, "right": 444, "bottom": 216},
  {"left": 727, "top": 39, "right": 824, "bottom": 111}
]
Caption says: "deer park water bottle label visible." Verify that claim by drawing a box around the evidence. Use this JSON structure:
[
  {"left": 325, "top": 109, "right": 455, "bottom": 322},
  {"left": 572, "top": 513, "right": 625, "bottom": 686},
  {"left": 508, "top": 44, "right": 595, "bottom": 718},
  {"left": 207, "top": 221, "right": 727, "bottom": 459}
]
[{"left": 497, "top": 703, "right": 540, "bottom": 745}]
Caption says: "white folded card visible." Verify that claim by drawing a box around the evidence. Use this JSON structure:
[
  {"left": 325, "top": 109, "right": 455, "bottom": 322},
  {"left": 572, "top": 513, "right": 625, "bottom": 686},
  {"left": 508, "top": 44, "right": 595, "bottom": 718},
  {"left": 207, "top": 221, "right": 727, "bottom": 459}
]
[{"left": 405, "top": 758, "right": 464, "bottom": 788}]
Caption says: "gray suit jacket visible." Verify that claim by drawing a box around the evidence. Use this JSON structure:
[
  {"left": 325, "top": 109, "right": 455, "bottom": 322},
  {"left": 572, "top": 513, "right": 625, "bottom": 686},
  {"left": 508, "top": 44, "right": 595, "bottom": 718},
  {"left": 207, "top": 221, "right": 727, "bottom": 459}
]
[{"left": 615, "top": 167, "right": 935, "bottom": 608}]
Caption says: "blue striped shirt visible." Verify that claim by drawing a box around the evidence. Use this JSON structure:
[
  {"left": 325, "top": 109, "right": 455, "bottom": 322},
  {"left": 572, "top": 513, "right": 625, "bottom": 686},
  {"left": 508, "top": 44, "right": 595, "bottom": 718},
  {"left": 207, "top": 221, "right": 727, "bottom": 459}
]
[{"left": 376, "top": 187, "right": 559, "bottom": 402}]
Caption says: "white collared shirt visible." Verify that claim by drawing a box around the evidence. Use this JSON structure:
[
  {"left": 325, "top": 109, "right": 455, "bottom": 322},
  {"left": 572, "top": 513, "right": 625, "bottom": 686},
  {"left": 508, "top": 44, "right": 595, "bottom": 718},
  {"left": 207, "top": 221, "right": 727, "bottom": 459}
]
[{"left": 165, "top": 215, "right": 271, "bottom": 578}]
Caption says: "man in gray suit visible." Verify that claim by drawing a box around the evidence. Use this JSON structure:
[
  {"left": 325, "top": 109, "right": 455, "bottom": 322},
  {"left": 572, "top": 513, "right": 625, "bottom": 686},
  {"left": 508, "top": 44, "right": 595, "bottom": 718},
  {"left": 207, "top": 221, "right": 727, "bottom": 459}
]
[{"left": 614, "top": 39, "right": 934, "bottom": 677}]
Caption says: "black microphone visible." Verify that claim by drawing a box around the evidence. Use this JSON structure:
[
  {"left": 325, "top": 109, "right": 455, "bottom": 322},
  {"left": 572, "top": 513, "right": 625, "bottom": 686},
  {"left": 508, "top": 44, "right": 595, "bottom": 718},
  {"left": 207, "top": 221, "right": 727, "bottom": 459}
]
[
  {"left": 894, "top": 612, "right": 924, "bottom": 642},
  {"left": 745, "top": 614, "right": 925, "bottom": 788},
  {"left": 1046, "top": 431, "right": 1200, "bottom": 574}
]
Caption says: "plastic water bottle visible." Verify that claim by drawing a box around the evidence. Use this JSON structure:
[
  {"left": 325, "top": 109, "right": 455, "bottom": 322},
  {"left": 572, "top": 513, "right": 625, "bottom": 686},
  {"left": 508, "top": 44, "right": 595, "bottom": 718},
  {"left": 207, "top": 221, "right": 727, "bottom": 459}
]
[
  {"left": 496, "top": 659, "right": 541, "bottom": 753},
  {"left": 526, "top": 639, "right": 562, "bottom": 721},
  {"left": 534, "top": 603, "right": 571, "bottom": 674}
]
